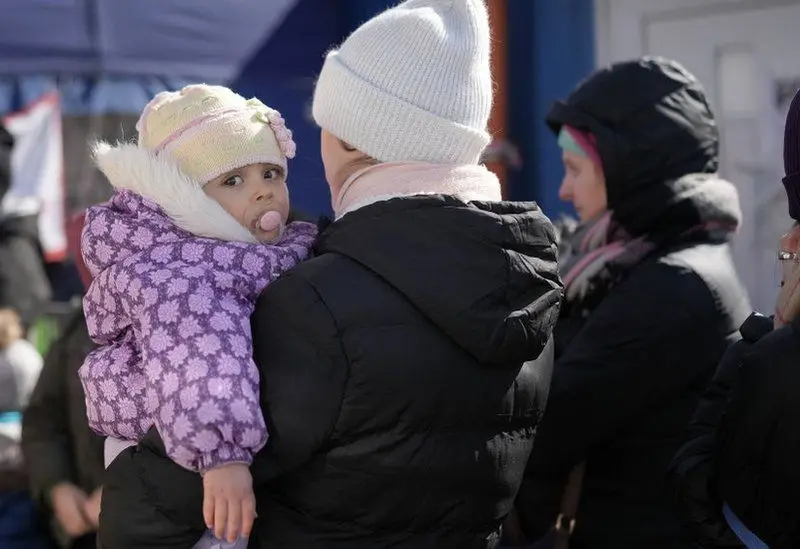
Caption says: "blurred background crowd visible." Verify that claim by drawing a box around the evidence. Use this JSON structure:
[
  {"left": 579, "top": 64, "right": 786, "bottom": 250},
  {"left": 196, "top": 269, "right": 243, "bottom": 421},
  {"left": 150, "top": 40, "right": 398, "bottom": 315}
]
[{"left": 1, "top": 1, "right": 799, "bottom": 548}]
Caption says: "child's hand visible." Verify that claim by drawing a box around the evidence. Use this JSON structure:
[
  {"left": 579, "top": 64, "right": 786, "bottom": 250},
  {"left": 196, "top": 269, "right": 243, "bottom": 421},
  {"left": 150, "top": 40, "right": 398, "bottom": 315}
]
[{"left": 202, "top": 463, "right": 256, "bottom": 542}]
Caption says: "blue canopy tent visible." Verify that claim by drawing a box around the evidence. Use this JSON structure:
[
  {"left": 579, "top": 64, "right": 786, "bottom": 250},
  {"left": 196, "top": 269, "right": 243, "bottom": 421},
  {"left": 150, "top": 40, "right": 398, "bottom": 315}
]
[
  {"left": 0, "top": 0, "right": 298, "bottom": 79},
  {"left": 0, "top": 0, "right": 340, "bottom": 217}
]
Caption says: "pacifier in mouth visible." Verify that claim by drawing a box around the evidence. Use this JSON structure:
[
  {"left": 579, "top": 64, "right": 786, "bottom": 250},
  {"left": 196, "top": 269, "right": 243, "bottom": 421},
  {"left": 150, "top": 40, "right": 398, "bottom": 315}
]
[{"left": 257, "top": 210, "right": 285, "bottom": 243}]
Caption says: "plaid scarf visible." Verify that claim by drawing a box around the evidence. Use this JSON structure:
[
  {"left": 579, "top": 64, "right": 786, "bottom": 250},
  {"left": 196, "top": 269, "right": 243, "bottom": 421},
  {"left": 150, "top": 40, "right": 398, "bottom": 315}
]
[
  {"left": 557, "top": 174, "right": 740, "bottom": 314},
  {"left": 558, "top": 212, "right": 654, "bottom": 310}
]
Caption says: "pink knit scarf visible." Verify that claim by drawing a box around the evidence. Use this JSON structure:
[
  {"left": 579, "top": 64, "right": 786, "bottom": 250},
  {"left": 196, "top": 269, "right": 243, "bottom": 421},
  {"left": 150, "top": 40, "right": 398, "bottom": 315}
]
[{"left": 333, "top": 162, "right": 502, "bottom": 219}]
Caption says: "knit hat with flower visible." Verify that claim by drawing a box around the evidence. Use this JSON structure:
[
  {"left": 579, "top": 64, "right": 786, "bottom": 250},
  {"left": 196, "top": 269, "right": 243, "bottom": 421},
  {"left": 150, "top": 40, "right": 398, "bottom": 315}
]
[
  {"left": 137, "top": 84, "right": 295, "bottom": 183},
  {"left": 91, "top": 85, "right": 297, "bottom": 243}
]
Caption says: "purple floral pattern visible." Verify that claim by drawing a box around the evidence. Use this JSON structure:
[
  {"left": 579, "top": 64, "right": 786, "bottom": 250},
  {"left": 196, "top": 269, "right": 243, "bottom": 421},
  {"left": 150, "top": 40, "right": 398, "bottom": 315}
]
[{"left": 79, "top": 190, "right": 316, "bottom": 471}]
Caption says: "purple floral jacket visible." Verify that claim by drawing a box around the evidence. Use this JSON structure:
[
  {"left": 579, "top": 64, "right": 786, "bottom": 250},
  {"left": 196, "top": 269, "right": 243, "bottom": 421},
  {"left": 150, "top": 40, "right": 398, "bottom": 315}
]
[{"left": 79, "top": 190, "right": 316, "bottom": 471}]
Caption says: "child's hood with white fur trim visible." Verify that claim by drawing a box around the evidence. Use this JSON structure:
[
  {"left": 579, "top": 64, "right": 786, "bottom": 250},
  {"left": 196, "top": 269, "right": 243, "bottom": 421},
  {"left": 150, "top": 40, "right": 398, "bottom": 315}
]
[{"left": 93, "top": 141, "right": 256, "bottom": 243}]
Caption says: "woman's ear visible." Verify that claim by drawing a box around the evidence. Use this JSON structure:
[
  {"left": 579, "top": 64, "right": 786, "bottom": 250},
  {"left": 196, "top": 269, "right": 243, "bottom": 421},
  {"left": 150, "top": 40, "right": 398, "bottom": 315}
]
[
  {"left": 339, "top": 139, "right": 378, "bottom": 167},
  {"left": 340, "top": 140, "right": 358, "bottom": 153}
]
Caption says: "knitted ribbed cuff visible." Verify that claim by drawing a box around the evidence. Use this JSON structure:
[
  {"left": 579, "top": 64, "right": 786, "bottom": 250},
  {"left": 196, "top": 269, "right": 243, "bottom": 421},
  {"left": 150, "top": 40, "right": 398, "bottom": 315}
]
[
  {"left": 312, "top": 52, "right": 490, "bottom": 165},
  {"left": 196, "top": 444, "right": 253, "bottom": 473}
]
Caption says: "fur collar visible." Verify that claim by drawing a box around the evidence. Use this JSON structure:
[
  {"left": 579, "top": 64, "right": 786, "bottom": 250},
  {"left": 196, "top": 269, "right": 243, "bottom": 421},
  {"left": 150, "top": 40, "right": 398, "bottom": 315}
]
[{"left": 93, "top": 142, "right": 257, "bottom": 243}]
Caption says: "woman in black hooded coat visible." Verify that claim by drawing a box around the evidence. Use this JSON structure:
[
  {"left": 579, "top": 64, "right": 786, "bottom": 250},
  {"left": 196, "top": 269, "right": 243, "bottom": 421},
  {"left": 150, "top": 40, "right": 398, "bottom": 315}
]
[{"left": 509, "top": 57, "right": 751, "bottom": 549}]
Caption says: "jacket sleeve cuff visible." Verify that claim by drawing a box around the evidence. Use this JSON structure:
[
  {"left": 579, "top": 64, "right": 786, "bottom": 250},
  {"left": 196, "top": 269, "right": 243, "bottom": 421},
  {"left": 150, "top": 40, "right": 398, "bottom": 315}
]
[{"left": 196, "top": 444, "right": 253, "bottom": 472}]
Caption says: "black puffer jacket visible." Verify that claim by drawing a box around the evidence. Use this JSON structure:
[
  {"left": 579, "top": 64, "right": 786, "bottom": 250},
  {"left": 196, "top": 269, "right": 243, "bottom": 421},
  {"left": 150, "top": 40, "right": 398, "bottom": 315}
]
[
  {"left": 99, "top": 196, "right": 563, "bottom": 549},
  {"left": 514, "top": 58, "right": 751, "bottom": 549},
  {"left": 711, "top": 316, "right": 800, "bottom": 548},
  {"left": 669, "top": 312, "right": 773, "bottom": 549}
]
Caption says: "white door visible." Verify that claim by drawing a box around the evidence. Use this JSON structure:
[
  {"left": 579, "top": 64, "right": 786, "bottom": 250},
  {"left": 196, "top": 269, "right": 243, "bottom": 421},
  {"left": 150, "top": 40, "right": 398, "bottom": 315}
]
[{"left": 596, "top": 0, "right": 800, "bottom": 312}]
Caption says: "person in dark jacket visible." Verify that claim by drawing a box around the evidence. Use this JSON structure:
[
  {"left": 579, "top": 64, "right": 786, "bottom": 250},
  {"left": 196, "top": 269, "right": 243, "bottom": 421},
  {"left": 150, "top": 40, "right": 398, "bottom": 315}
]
[
  {"left": 0, "top": 121, "right": 52, "bottom": 330},
  {"left": 21, "top": 211, "right": 104, "bottom": 549},
  {"left": 509, "top": 57, "right": 751, "bottom": 549},
  {"left": 94, "top": 1, "right": 563, "bottom": 548},
  {"left": 670, "top": 89, "right": 800, "bottom": 549},
  {"left": 668, "top": 312, "right": 772, "bottom": 549},
  {"left": 714, "top": 302, "right": 800, "bottom": 549}
]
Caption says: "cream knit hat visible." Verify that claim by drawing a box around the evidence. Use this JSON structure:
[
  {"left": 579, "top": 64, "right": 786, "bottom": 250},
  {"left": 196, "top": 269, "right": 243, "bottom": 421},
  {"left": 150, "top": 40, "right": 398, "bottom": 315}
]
[
  {"left": 312, "top": 0, "right": 492, "bottom": 165},
  {"left": 136, "top": 84, "right": 296, "bottom": 184}
]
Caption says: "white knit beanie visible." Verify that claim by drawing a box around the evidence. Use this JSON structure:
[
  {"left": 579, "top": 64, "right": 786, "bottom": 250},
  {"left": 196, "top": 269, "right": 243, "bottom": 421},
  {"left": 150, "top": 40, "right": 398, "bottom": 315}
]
[{"left": 312, "top": 0, "right": 492, "bottom": 165}]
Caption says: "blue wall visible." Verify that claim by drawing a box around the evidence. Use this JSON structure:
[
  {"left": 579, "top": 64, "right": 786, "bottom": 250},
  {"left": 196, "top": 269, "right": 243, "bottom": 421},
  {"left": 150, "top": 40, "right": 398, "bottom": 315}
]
[
  {"left": 341, "top": 0, "right": 396, "bottom": 28},
  {"left": 507, "top": 0, "right": 595, "bottom": 220}
]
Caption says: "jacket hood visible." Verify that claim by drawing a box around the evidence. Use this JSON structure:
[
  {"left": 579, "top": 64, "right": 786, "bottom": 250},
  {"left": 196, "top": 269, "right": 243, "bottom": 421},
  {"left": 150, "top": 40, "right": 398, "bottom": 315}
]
[
  {"left": 547, "top": 57, "right": 722, "bottom": 236},
  {"left": 81, "top": 190, "right": 197, "bottom": 278},
  {"left": 92, "top": 141, "right": 257, "bottom": 244},
  {"left": 316, "top": 196, "right": 563, "bottom": 366},
  {"left": 85, "top": 140, "right": 282, "bottom": 278}
]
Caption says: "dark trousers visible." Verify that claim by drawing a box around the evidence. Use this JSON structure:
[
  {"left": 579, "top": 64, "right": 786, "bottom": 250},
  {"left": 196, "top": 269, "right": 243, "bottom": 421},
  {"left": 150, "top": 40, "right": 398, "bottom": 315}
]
[{"left": 70, "top": 533, "right": 98, "bottom": 549}]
